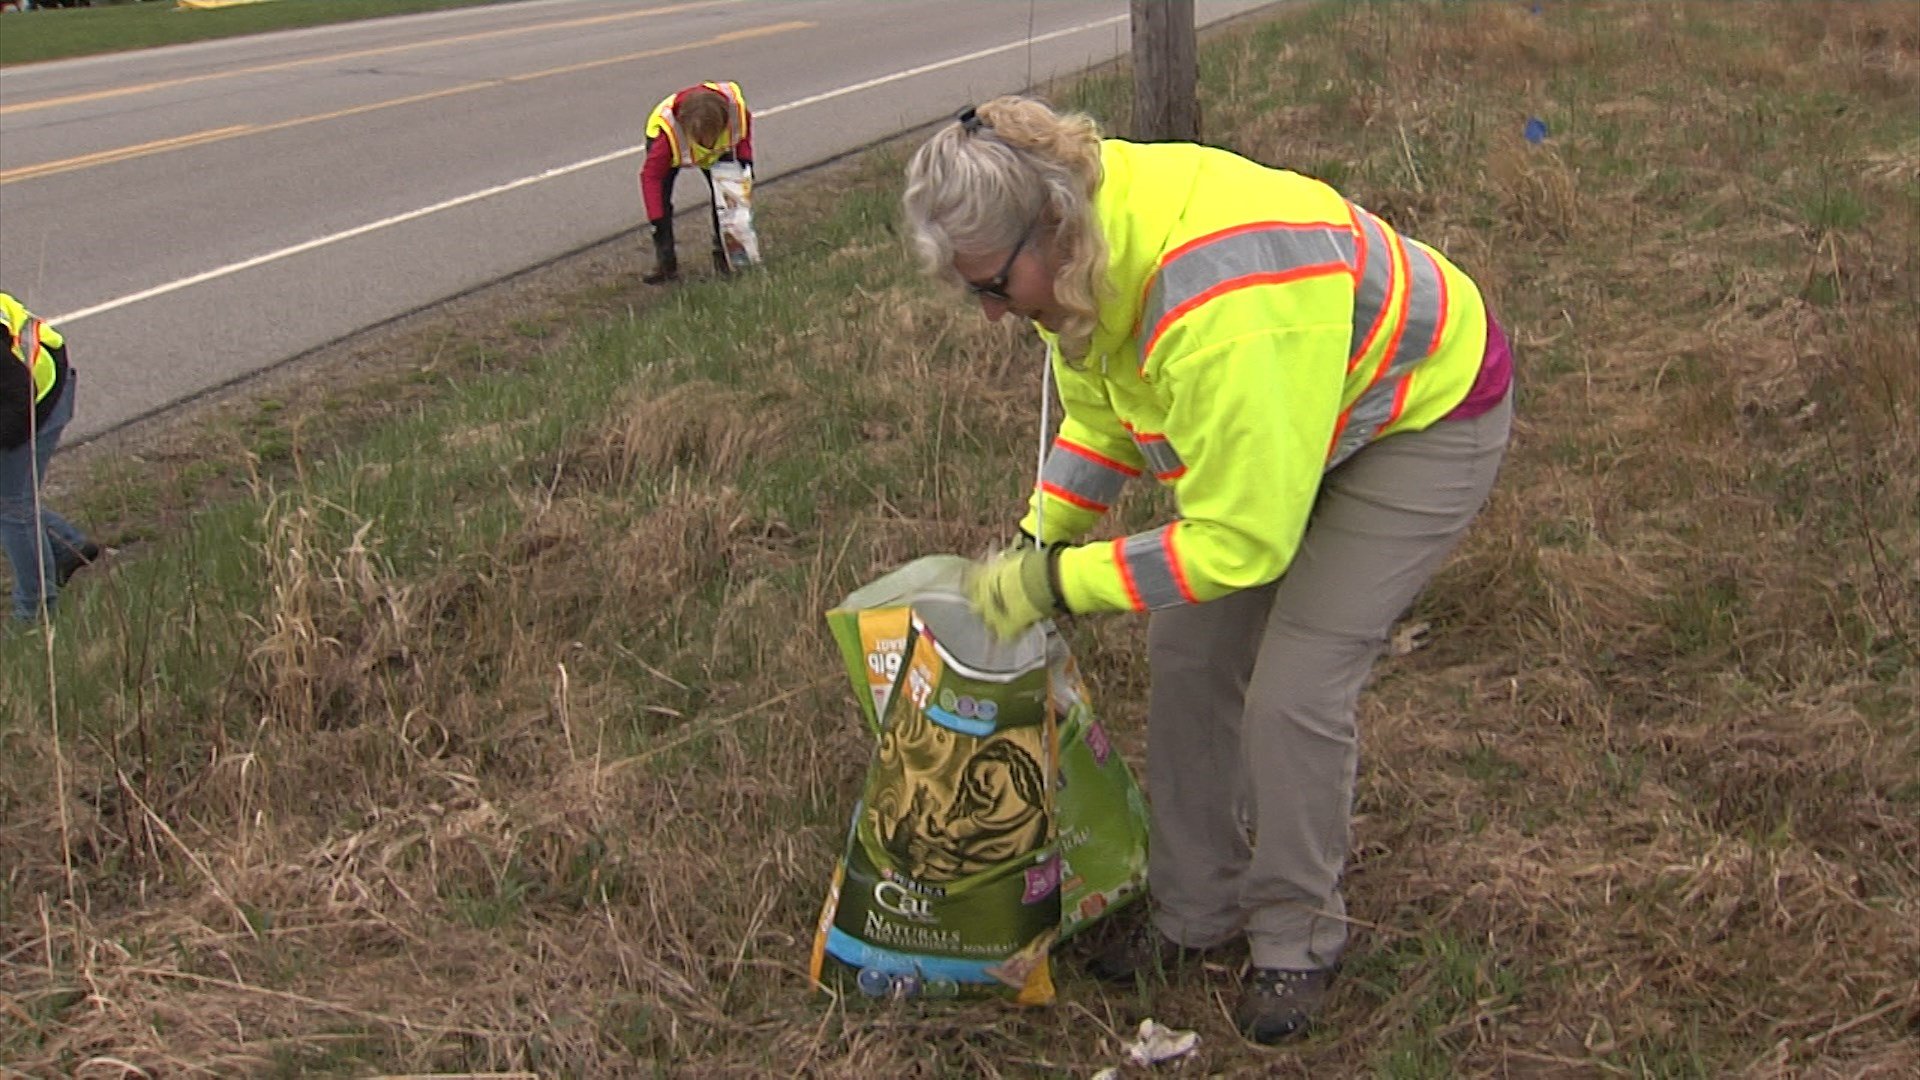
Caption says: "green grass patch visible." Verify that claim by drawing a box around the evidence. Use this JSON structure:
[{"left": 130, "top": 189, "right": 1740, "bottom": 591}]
[{"left": 1355, "top": 934, "right": 1525, "bottom": 1079}]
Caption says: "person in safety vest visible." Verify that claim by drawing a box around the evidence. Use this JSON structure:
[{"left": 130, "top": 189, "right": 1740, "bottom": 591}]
[
  {"left": 638, "top": 81, "right": 754, "bottom": 284},
  {"left": 903, "top": 98, "right": 1514, "bottom": 1044},
  {"left": 2, "top": 292, "right": 101, "bottom": 626}
]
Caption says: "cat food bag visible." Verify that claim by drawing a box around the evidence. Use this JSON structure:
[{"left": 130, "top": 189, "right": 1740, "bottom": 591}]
[
  {"left": 1046, "top": 644, "right": 1151, "bottom": 941},
  {"left": 811, "top": 557, "right": 1149, "bottom": 1003}
]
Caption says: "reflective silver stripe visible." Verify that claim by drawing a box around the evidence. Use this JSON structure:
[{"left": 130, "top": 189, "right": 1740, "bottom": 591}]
[
  {"left": 1040, "top": 441, "right": 1132, "bottom": 511},
  {"left": 1386, "top": 243, "right": 1445, "bottom": 372},
  {"left": 1120, "top": 526, "right": 1191, "bottom": 609},
  {"left": 661, "top": 112, "right": 694, "bottom": 165},
  {"left": 1131, "top": 431, "right": 1185, "bottom": 480},
  {"left": 1349, "top": 207, "right": 1394, "bottom": 367},
  {"left": 1140, "top": 224, "right": 1355, "bottom": 369},
  {"left": 1331, "top": 367, "right": 1410, "bottom": 468},
  {"left": 1330, "top": 245, "right": 1449, "bottom": 468},
  {"left": 1328, "top": 411, "right": 1376, "bottom": 469}
]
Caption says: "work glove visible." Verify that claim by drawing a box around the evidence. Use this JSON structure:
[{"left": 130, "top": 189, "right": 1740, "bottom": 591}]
[{"left": 965, "top": 545, "right": 1065, "bottom": 641}]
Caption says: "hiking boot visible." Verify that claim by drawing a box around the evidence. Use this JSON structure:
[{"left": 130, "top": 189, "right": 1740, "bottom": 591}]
[
  {"left": 1086, "top": 922, "right": 1243, "bottom": 984},
  {"left": 53, "top": 539, "right": 101, "bottom": 588},
  {"left": 1235, "top": 966, "right": 1337, "bottom": 1044}
]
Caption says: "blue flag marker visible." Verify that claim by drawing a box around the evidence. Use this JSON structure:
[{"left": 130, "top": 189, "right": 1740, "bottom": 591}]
[{"left": 1524, "top": 117, "right": 1549, "bottom": 144}]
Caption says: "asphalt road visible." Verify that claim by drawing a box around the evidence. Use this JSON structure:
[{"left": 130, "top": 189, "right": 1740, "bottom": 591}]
[{"left": 1, "top": 0, "right": 1273, "bottom": 443}]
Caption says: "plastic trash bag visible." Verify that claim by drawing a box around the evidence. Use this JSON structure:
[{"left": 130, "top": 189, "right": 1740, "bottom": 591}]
[{"left": 710, "top": 160, "right": 761, "bottom": 271}]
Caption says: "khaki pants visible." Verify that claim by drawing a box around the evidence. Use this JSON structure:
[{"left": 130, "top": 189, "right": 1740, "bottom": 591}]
[{"left": 1145, "top": 393, "right": 1512, "bottom": 970}]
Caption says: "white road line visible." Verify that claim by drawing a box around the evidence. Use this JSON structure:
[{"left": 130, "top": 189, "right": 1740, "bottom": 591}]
[{"left": 46, "top": 15, "right": 1125, "bottom": 328}]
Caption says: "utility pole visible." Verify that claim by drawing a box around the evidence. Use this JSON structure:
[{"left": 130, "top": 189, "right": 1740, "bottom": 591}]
[{"left": 1131, "top": 0, "right": 1199, "bottom": 142}]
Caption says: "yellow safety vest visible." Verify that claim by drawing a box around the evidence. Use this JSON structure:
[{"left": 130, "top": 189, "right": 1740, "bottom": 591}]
[
  {"left": 2, "top": 292, "right": 63, "bottom": 405},
  {"left": 645, "top": 81, "right": 749, "bottom": 170},
  {"left": 1019, "top": 141, "right": 1491, "bottom": 614}
]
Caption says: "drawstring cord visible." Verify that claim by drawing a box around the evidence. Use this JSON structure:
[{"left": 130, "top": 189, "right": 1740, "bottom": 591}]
[{"left": 1031, "top": 346, "right": 1052, "bottom": 550}]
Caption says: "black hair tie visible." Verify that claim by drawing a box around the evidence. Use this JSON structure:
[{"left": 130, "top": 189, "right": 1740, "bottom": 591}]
[{"left": 957, "top": 106, "right": 986, "bottom": 133}]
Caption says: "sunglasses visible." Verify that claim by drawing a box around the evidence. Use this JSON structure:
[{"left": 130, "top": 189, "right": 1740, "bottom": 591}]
[{"left": 964, "top": 221, "right": 1034, "bottom": 302}]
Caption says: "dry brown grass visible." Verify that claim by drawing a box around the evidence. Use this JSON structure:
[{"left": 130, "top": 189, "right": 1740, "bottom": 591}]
[{"left": 4, "top": 1, "right": 1918, "bottom": 1076}]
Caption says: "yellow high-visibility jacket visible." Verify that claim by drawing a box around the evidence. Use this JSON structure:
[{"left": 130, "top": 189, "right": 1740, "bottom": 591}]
[
  {"left": 1019, "top": 141, "right": 1491, "bottom": 614},
  {"left": 2, "top": 291, "right": 64, "bottom": 405}
]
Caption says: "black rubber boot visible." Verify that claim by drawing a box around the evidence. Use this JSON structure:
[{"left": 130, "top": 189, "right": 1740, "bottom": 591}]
[
  {"left": 642, "top": 221, "right": 678, "bottom": 284},
  {"left": 52, "top": 537, "right": 103, "bottom": 588}
]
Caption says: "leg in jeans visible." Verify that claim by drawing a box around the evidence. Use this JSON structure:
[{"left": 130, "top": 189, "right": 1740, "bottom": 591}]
[
  {"left": 1, "top": 375, "right": 79, "bottom": 621},
  {"left": 644, "top": 138, "right": 680, "bottom": 282},
  {"left": 703, "top": 165, "right": 730, "bottom": 273},
  {"left": 1241, "top": 394, "right": 1511, "bottom": 970},
  {"left": 43, "top": 507, "right": 88, "bottom": 561}
]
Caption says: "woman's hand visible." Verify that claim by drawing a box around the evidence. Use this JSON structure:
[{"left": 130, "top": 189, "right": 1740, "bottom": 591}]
[{"left": 964, "top": 545, "right": 1064, "bottom": 640}]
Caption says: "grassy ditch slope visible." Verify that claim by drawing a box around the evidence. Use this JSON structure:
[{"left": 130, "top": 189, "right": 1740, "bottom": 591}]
[{"left": 4, "top": 1, "right": 1917, "bottom": 1076}]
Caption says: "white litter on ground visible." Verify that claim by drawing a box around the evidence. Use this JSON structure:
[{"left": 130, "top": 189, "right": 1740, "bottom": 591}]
[{"left": 1124, "top": 1017, "right": 1200, "bottom": 1066}]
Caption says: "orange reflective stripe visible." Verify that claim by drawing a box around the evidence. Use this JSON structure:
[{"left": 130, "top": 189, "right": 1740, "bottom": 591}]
[
  {"left": 1040, "top": 481, "right": 1106, "bottom": 513},
  {"left": 1325, "top": 407, "right": 1351, "bottom": 461},
  {"left": 657, "top": 109, "right": 688, "bottom": 164},
  {"left": 1373, "top": 255, "right": 1449, "bottom": 437},
  {"left": 1381, "top": 371, "right": 1416, "bottom": 433},
  {"left": 1364, "top": 225, "right": 1414, "bottom": 394},
  {"left": 16, "top": 316, "right": 54, "bottom": 402},
  {"left": 1139, "top": 221, "right": 1355, "bottom": 370},
  {"left": 20, "top": 317, "right": 41, "bottom": 365},
  {"left": 1142, "top": 265, "right": 1348, "bottom": 372},
  {"left": 1108, "top": 537, "right": 1145, "bottom": 611},
  {"left": 1055, "top": 436, "right": 1138, "bottom": 476}
]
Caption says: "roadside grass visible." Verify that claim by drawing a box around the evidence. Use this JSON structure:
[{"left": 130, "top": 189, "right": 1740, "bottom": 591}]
[
  {"left": 0, "top": 0, "right": 529, "bottom": 67},
  {"left": 4, "top": 0, "right": 1918, "bottom": 1075}
]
